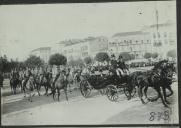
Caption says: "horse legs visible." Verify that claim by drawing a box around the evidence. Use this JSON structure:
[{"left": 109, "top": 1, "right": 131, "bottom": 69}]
[
  {"left": 163, "top": 87, "right": 170, "bottom": 104},
  {"left": 37, "top": 84, "right": 41, "bottom": 96},
  {"left": 143, "top": 86, "right": 149, "bottom": 101},
  {"left": 46, "top": 85, "right": 49, "bottom": 96},
  {"left": 29, "top": 92, "right": 32, "bottom": 102},
  {"left": 13, "top": 86, "right": 16, "bottom": 95},
  {"left": 68, "top": 83, "right": 72, "bottom": 93},
  {"left": 52, "top": 89, "right": 56, "bottom": 100},
  {"left": 156, "top": 87, "right": 169, "bottom": 108},
  {"left": 10, "top": 84, "right": 13, "bottom": 94},
  {"left": 138, "top": 84, "right": 146, "bottom": 104},
  {"left": 58, "top": 89, "right": 60, "bottom": 102},
  {"left": 166, "top": 85, "right": 173, "bottom": 97},
  {"left": 64, "top": 88, "right": 68, "bottom": 101}
]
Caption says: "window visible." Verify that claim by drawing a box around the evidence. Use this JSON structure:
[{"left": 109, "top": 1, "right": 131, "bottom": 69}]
[
  {"left": 153, "top": 33, "right": 156, "bottom": 38},
  {"left": 141, "top": 40, "right": 144, "bottom": 44},
  {"left": 81, "top": 46, "right": 88, "bottom": 51},
  {"left": 82, "top": 52, "right": 88, "bottom": 57},
  {"left": 157, "top": 32, "right": 160, "bottom": 38}
]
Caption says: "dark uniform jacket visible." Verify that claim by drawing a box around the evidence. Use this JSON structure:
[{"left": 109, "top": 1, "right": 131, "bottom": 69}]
[
  {"left": 117, "top": 61, "right": 126, "bottom": 70},
  {"left": 111, "top": 60, "right": 117, "bottom": 69}
]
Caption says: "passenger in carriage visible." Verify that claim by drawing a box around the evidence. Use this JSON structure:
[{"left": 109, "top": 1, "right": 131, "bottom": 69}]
[
  {"left": 117, "top": 56, "right": 129, "bottom": 77},
  {"left": 110, "top": 54, "right": 117, "bottom": 70}
]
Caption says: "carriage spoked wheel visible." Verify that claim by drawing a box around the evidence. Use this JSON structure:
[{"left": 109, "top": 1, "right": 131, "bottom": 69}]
[
  {"left": 123, "top": 85, "right": 136, "bottom": 99},
  {"left": 106, "top": 85, "right": 119, "bottom": 102},
  {"left": 80, "top": 80, "right": 92, "bottom": 98}
]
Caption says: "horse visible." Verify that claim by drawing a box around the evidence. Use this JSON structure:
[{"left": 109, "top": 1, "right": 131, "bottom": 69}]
[
  {"left": 144, "top": 61, "right": 176, "bottom": 104},
  {"left": 10, "top": 73, "right": 21, "bottom": 94},
  {"left": 66, "top": 69, "right": 74, "bottom": 93},
  {"left": 42, "top": 72, "right": 53, "bottom": 96},
  {"left": 135, "top": 60, "right": 175, "bottom": 107},
  {"left": 33, "top": 74, "right": 42, "bottom": 96},
  {"left": 23, "top": 75, "right": 35, "bottom": 102},
  {"left": 52, "top": 71, "right": 68, "bottom": 101}
]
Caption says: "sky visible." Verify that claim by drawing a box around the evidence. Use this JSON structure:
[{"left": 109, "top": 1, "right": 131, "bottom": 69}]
[{"left": 0, "top": 1, "right": 176, "bottom": 61}]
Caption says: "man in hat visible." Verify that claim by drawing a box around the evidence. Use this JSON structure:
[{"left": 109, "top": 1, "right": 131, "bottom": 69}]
[
  {"left": 110, "top": 54, "right": 117, "bottom": 70},
  {"left": 117, "top": 55, "right": 129, "bottom": 77}
]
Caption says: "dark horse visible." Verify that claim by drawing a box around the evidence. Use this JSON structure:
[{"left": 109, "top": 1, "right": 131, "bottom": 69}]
[
  {"left": 51, "top": 71, "right": 68, "bottom": 101},
  {"left": 135, "top": 60, "right": 176, "bottom": 107},
  {"left": 10, "top": 73, "right": 21, "bottom": 94},
  {"left": 40, "top": 72, "right": 53, "bottom": 96}
]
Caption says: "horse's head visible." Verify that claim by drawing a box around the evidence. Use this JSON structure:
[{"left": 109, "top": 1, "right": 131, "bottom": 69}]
[{"left": 162, "top": 62, "right": 175, "bottom": 80}]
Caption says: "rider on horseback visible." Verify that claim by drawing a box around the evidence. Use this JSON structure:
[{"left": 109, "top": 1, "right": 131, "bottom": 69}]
[{"left": 24, "top": 69, "right": 33, "bottom": 85}]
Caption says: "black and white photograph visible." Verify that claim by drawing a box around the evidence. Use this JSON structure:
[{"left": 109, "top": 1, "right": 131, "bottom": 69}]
[{"left": 0, "top": 0, "right": 179, "bottom": 126}]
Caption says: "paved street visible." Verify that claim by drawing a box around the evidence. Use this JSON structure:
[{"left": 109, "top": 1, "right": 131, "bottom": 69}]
[{"left": 1, "top": 67, "right": 179, "bottom": 125}]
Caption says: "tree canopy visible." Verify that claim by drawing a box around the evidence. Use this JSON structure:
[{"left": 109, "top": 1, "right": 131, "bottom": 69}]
[
  {"left": 25, "top": 55, "right": 44, "bottom": 68},
  {"left": 49, "top": 53, "right": 67, "bottom": 66},
  {"left": 84, "top": 56, "right": 92, "bottom": 65},
  {"left": 144, "top": 52, "right": 152, "bottom": 59},
  {"left": 119, "top": 52, "right": 134, "bottom": 61},
  {"left": 68, "top": 58, "right": 84, "bottom": 67},
  {"left": 0, "top": 55, "right": 8, "bottom": 73},
  {"left": 151, "top": 52, "right": 158, "bottom": 58},
  {"left": 167, "top": 49, "right": 176, "bottom": 58},
  {"left": 95, "top": 52, "right": 110, "bottom": 62}
]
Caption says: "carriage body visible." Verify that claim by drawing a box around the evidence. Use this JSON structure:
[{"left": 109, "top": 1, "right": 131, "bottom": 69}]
[{"left": 79, "top": 70, "right": 136, "bottom": 100}]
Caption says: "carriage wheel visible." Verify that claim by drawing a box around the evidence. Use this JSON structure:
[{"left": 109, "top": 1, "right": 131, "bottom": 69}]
[
  {"left": 124, "top": 86, "right": 136, "bottom": 99},
  {"left": 80, "top": 80, "right": 92, "bottom": 98},
  {"left": 99, "top": 88, "right": 107, "bottom": 95},
  {"left": 106, "top": 85, "right": 119, "bottom": 102}
]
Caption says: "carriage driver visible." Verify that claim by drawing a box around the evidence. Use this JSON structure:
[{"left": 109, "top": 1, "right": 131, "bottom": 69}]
[{"left": 117, "top": 56, "right": 129, "bottom": 77}]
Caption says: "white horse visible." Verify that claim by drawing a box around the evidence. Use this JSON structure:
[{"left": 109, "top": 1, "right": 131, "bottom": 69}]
[{"left": 22, "top": 76, "right": 35, "bottom": 102}]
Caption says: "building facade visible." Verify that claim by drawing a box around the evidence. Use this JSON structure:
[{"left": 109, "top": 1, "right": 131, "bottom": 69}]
[
  {"left": 57, "top": 36, "right": 108, "bottom": 61},
  {"left": 30, "top": 47, "right": 51, "bottom": 64},
  {"left": 142, "top": 20, "right": 176, "bottom": 58},
  {"left": 109, "top": 31, "right": 152, "bottom": 59},
  {"left": 109, "top": 20, "right": 176, "bottom": 59}
]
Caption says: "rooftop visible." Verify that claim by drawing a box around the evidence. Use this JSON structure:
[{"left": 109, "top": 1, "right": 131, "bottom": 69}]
[
  {"left": 58, "top": 36, "right": 107, "bottom": 46},
  {"left": 31, "top": 47, "right": 51, "bottom": 52},
  {"left": 112, "top": 31, "right": 148, "bottom": 37}
]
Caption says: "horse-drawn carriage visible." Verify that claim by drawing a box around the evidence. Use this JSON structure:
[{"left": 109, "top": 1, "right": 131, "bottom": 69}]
[{"left": 79, "top": 69, "right": 136, "bottom": 102}]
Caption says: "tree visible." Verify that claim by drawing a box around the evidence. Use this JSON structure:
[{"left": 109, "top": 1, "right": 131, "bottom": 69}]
[
  {"left": 144, "top": 52, "right": 152, "bottom": 59},
  {"left": 0, "top": 55, "right": 9, "bottom": 73},
  {"left": 25, "top": 55, "right": 44, "bottom": 68},
  {"left": 49, "top": 53, "right": 67, "bottom": 66},
  {"left": 119, "top": 52, "right": 134, "bottom": 61},
  {"left": 68, "top": 58, "right": 84, "bottom": 67},
  {"left": 95, "top": 52, "right": 110, "bottom": 62},
  {"left": 84, "top": 56, "right": 92, "bottom": 65},
  {"left": 167, "top": 49, "right": 176, "bottom": 58},
  {"left": 151, "top": 52, "right": 158, "bottom": 58}
]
